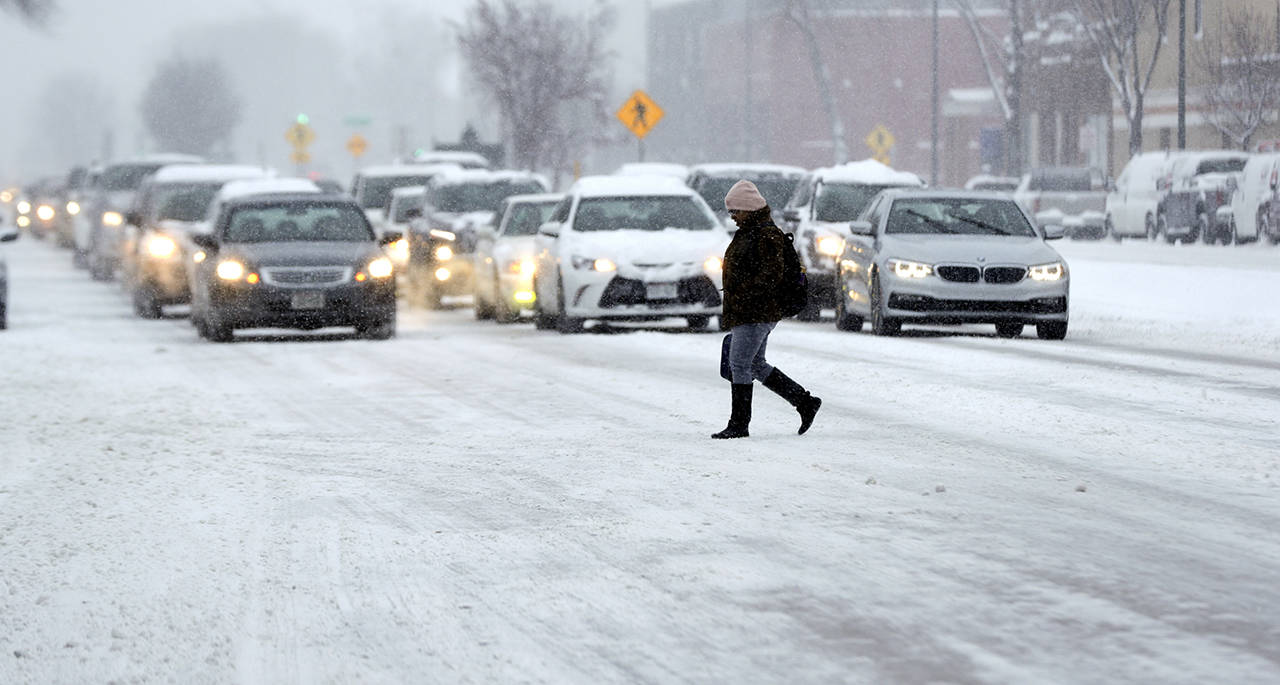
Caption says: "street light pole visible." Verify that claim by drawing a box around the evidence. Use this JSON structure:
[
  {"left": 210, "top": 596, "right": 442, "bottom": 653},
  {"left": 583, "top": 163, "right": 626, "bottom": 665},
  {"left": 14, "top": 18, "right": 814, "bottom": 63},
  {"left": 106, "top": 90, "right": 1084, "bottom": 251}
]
[
  {"left": 1178, "top": 0, "right": 1186, "bottom": 149},
  {"left": 931, "top": 0, "right": 940, "bottom": 185}
]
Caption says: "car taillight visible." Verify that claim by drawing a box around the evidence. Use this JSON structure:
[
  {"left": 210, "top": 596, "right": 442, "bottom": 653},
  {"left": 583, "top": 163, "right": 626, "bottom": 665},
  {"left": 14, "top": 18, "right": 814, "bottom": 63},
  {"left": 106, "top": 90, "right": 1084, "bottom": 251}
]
[{"left": 1032, "top": 197, "right": 1041, "bottom": 213}]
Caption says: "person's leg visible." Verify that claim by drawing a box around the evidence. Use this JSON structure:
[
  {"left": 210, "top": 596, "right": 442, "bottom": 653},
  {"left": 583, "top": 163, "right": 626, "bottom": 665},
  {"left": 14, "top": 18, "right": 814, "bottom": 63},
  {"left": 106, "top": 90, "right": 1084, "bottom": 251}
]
[
  {"left": 715, "top": 323, "right": 771, "bottom": 439},
  {"left": 758, "top": 322, "right": 822, "bottom": 435}
]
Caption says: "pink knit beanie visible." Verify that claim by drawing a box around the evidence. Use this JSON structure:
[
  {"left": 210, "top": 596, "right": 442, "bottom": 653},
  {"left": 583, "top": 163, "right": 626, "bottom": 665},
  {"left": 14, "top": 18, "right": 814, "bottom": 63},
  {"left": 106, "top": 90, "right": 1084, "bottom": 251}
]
[{"left": 724, "top": 180, "right": 768, "bottom": 211}]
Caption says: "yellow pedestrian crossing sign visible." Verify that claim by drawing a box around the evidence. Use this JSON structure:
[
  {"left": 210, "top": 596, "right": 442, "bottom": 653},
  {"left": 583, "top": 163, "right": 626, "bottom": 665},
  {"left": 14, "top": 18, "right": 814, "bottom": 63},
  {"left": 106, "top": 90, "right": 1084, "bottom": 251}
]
[
  {"left": 347, "top": 133, "right": 368, "bottom": 158},
  {"left": 616, "top": 90, "right": 664, "bottom": 140},
  {"left": 866, "top": 125, "right": 895, "bottom": 164}
]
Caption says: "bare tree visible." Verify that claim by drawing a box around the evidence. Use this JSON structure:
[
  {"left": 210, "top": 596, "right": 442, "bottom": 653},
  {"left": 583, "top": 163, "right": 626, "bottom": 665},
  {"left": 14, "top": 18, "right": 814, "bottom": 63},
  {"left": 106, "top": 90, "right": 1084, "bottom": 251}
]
[
  {"left": 139, "top": 56, "right": 243, "bottom": 157},
  {"left": 1069, "top": 0, "right": 1173, "bottom": 156},
  {"left": 27, "top": 71, "right": 116, "bottom": 169},
  {"left": 784, "top": 0, "right": 847, "bottom": 165},
  {"left": 456, "top": 0, "right": 615, "bottom": 172},
  {"left": 1195, "top": 6, "right": 1280, "bottom": 151},
  {"left": 952, "top": 0, "right": 1030, "bottom": 174}
]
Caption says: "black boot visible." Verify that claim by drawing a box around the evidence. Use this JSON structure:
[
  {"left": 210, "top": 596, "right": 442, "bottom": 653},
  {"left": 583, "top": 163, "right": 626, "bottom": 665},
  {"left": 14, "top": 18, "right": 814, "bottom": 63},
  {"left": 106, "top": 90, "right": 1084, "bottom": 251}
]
[
  {"left": 711, "top": 383, "right": 753, "bottom": 439},
  {"left": 762, "top": 369, "right": 821, "bottom": 435}
]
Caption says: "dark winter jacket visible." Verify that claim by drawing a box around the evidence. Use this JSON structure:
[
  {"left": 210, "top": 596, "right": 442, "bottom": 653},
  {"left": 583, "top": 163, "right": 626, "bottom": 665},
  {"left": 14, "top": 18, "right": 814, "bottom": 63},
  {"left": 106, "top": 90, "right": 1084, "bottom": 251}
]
[{"left": 721, "top": 207, "right": 788, "bottom": 329}]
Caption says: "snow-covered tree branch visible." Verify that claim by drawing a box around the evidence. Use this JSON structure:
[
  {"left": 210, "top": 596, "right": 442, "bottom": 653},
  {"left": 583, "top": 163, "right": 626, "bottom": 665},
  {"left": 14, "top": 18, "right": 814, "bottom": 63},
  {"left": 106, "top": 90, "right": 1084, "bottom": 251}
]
[{"left": 1196, "top": 6, "right": 1280, "bottom": 151}]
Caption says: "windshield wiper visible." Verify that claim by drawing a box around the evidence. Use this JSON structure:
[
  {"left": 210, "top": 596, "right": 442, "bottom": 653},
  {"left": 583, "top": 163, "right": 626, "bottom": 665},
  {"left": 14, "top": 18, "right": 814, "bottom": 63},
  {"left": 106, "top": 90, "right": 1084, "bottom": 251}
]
[
  {"left": 946, "top": 214, "right": 1010, "bottom": 235},
  {"left": 904, "top": 209, "right": 961, "bottom": 234}
]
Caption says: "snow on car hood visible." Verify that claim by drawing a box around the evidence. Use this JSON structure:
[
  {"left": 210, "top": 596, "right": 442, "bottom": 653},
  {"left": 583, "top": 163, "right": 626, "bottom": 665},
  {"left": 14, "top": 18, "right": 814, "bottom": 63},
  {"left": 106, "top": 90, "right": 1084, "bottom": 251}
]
[
  {"left": 567, "top": 228, "right": 729, "bottom": 273},
  {"left": 878, "top": 234, "right": 1063, "bottom": 266}
]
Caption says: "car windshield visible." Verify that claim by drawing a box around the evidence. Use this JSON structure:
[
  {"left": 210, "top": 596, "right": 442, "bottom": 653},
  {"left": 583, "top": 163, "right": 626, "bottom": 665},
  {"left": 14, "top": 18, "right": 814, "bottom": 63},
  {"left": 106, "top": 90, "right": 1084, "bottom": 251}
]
[
  {"left": 886, "top": 198, "right": 1037, "bottom": 237},
  {"left": 225, "top": 203, "right": 373, "bottom": 242},
  {"left": 502, "top": 201, "right": 558, "bottom": 236},
  {"left": 360, "top": 175, "right": 433, "bottom": 209},
  {"left": 573, "top": 196, "right": 716, "bottom": 232},
  {"left": 431, "top": 180, "right": 546, "bottom": 213},
  {"left": 390, "top": 195, "right": 423, "bottom": 223},
  {"left": 100, "top": 164, "right": 165, "bottom": 192},
  {"left": 1197, "top": 158, "right": 1247, "bottom": 175},
  {"left": 814, "top": 183, "right": 895, "bottom": 223},
  {"left": 155, "top": 183, "right": 221, "bottom": 222},
  {"left": 694, "top": 176, "right": 801, "bottom": 213}
]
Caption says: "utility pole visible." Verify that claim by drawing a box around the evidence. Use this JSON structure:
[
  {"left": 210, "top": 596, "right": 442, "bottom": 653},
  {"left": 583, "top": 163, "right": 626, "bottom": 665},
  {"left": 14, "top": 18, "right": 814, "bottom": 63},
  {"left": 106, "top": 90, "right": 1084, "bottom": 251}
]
[
  {"left": 1178, "top": 0, "right": 1187, "bottom": 149},
  {"left": 931, "top": 0, "right": 940, "bottom": 185}
]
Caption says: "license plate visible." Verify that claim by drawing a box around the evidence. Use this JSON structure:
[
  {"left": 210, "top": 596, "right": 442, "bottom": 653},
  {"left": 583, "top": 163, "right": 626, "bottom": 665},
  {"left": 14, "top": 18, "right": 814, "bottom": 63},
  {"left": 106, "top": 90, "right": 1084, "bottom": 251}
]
[
  {"left": 646, "top": 282, "right": 678, "bottom": 300},
  {"left": 291, "top": 291, "right": 325, "bottom": 310}
]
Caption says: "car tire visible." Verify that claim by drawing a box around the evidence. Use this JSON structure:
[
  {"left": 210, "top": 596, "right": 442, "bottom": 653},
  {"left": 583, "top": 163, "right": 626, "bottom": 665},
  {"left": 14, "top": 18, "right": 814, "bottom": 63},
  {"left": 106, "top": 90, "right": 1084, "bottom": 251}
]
[
  {"left": 1264, "top": 210, "right": 1280, "bottom": 245},
  {"left": 89, "top": 258, "right": 112, "bottom": 282},
  {"left": 1106, "top": 216, "right": 1121, "bottom": 242},
  {"left": 204, "top": 309, "right": 233, "bottom": 343},
  {"left": 1197, "top": 212, "right": 1214, "bottom": 245},
  {"left": 358, "top": 314, "right": 396, "bottom": 340},
  {"left": 869, "top": 273, "right": 900, "bottom": 337},
  {"left": 0, "top": 302, "right": 7, "bottom": 330},
  {"left": 132, "top": 284, "right": 162, "bottom": 319},
  {"left": 686, "top": 315, "right": 710, "bottom": 331},
  {"left": 1144, "top": 213, "right": 1157, "bottom": 241},
  {"left": 555, "top": 276, "right": 584, "bottom": 334},
  {"left": 1159, "top": 213, "right": 1176, "bottom": 244},
  {"left": 995, "top": 322, "right": 1024, "bottom": 338},
  {"left": 473, "top": 294, "right": 495, "bottom": 320},
  {"left": 834, "top": 287, "right": 863, "bottom": 332},
  {"left": 1036, "top": 320, "right": 1068, "bottom": 340}
]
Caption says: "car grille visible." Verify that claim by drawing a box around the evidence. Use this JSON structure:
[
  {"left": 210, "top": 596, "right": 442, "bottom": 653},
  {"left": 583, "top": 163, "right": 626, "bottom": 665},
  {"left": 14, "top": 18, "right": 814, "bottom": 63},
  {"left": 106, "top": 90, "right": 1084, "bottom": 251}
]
[
  {"left": 889, "top": 294, "right": 1067, "bottom": 314},
  {"left": 262, "top": 266, "right": 352, "bottom": 287},
  {"left": 937, "top": 265, "right": 981, "bottom": 283},
  {"left": 983, "top": 266, "right": 1026, "bottom": 284},
  {"left": 598, "top": 276, "right": 721, "bottom": 308}
]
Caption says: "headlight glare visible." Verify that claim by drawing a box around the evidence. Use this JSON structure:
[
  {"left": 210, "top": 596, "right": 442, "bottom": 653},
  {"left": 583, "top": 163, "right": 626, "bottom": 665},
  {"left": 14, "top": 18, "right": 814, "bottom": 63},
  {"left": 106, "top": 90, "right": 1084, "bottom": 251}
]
[
  {"left": 368, "top": 257, "right": 394, "bottom": 279},
  {"left": 572, "top": 256, "right": 616, "bottom": 272},
  {"left": 16, "top": 200, "right": 31, "bottom": 214},
  {"left": 388, "top": 238, "right": 409, "bottom": 264},
  {"left": 36, "top": 205, "right": 55, "bottom": 221},
  {"left": 815, "top": 235, "right": 843, "bottom": 257},
  {"left": 703, "top": 256, "right": 722, "bottom": 272},
  {"left": 508, "top": 258, "right": 536, "bottom": 276},
  {"left": 146, "top": 235, "right": 177, "bottom": 258},
  {"left": 1029, "top": 262, "right": 1065, "bottom": 281},
  {"left": 888, "top": 258, "right": 933, "bottom": 279},
  {"left": 216, "top": 260, "right": 245, "bottom": 281},
  {"left": 16, "top": 215, "right": 30, "bottom": 228},
  {"left": 434, "top": 245, "right": 454, "bottom": 261},
  {"left": 66, "top": 201, "right": 81, "bottom": 216},
  {"left": 102, "top": 211, "right": 124, "bottom": 227}
]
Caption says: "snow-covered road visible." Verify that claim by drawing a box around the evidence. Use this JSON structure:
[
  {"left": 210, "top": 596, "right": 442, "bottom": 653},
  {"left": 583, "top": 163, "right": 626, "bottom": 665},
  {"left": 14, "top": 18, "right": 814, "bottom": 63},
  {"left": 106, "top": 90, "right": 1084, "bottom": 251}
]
[{"left": 2, "top": 237, "right": 1278, "bottom": 684}]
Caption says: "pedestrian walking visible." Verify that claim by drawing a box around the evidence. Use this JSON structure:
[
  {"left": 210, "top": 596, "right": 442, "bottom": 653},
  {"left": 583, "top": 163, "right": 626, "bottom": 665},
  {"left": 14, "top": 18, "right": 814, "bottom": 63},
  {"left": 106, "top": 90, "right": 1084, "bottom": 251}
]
[{"left": 713, "top": 180, "right": 822, "bottom": 439}]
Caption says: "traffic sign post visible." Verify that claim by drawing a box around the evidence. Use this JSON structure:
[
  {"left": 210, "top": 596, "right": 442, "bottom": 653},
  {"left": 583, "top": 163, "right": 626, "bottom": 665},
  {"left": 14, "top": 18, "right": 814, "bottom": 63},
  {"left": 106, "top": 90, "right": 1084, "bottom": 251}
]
[
  {"left": 616, "top": 90, "right": 665, "bottom": 162},
  {"left": 865, "top": 124, "right": 895, "bottom": 165},
  {"left": 285, "top": 115, "right": 316, "bottom": 173}
]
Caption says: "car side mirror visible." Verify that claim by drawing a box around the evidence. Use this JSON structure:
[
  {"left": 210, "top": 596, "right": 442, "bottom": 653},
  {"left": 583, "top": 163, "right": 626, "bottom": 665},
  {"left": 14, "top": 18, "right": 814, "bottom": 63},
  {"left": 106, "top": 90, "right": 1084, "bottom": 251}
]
[
  {"left": 379, "top": 230, "right": 403, "bottom": 246},
  {"left": 538, "top": 222, "right": 560, "bottom": 238},
  {"left": 1042, "top": 224, "right": 1065, "bottom": 240},
  {"left": 404, "top": 207, "right": 422, "bottom": 220},
  {"left": 126, "top": 211, "right": 143, "bottom": 227},
  {"left": 189, "top": 233, "right": 219, "bottom": 251},
  {"left": 848, "top": 219, "right": 874, "bottom": 236}
]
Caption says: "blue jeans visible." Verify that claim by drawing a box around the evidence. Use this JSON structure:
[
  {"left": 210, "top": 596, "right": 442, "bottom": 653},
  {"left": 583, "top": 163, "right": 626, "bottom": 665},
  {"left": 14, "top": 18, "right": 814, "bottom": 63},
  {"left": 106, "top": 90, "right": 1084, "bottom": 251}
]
[{"left": 728, "top": 322, "right": 777, "bottom": 384}]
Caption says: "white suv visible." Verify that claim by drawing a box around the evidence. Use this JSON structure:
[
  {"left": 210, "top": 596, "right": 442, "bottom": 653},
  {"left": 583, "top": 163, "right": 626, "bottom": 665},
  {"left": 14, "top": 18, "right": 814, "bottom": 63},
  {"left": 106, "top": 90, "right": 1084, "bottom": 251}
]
[{"left": 532, "top": 176, "right": 729, "bottom": 333}]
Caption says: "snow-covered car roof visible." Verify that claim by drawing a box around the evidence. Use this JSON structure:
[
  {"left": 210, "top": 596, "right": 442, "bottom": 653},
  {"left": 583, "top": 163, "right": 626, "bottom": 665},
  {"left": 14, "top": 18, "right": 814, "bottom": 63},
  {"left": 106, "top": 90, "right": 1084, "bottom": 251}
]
[
  {"left": 150, "top": 164, "right": 269, "bottom": 185},
  {"left": 358, "top": 164, "right": 461, "bottom": 179},
  {"left": 813, "top": 159, "right": 925, "bottom": 186},
  {"left": 503, "top": 193, "right": 564, "bottom": 205},
  {"left": 131, "top": 153, "right": 207, "bottom": 166},
  {"left": 430, "top": 168, "right": 550, "bottom": 189},
  {"left": 963, "top": 174, "right": 1020, "bottom": 190},
  {"left": 390, "top": 186, "right": 426, "bottom": 199},
  {"left": 613, "top": 162, "right": 690, "bottom": 179},
  {"left": 570, "top": 175, "right": 697, "bottom": 198},
  {"left": 687, "top": 163, "right": 807, "bottom": 178},
  {"left": 216, "top": 178, "right": 320, "bottom": 202},
  {"left": 409, "top": 151, "right": 491, "bottom": 168}
]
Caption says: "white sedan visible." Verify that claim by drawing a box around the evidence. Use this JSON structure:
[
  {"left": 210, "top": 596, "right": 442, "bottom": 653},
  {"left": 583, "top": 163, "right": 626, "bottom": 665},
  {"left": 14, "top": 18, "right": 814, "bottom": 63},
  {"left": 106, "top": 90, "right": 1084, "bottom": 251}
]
[
  {"left": 472, "top": 193, "right": 563, "bottom": 323},
  {"left": 836, "top": 190, "right": 1070, "bottom": 339},
  {"left": 532, "top": 176, "right": 728, "bottom": 333}
]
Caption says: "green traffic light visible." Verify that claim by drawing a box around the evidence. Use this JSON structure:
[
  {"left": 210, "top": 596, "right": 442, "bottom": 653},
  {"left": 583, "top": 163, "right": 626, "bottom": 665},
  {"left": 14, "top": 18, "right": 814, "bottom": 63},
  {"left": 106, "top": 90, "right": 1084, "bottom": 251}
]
[{"left": 296, "top": 113, "right": 310, "bottom": 125}]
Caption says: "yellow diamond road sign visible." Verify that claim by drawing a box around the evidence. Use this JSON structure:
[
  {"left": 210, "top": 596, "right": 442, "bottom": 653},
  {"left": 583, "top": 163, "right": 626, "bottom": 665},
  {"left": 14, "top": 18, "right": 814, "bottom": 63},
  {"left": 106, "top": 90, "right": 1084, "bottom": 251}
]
[
  {"left": 286, "top": 123, "right": 316, "bottom": 149},
  {"left": 347, "top": 133, "right": 368, "bottom": 158},
  {"left": 866, "top": 125, "right": 895, "bottom": 157},
  {"left": 616, "top": 90, "right": 664, "bottom": 140}
]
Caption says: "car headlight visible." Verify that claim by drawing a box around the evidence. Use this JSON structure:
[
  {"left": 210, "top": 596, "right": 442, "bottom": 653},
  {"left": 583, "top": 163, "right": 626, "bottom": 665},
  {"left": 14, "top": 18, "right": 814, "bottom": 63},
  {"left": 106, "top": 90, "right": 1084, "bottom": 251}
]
[
  {"left": 216, "top": 260, "right": 245, "bottom": 280},
  {"left": 434, "top": 245, "right": 454, "bottom": 261},
  {"left": 507, "top": 258, "right": 536, "bottom": 276},
  {"left": 16, "top": 215, "right": 30, "bottom": 228},
  {"left": 703, "top": 256, "right": 722, "bottom": 272},
  {"left": 1028, "top": 262, "right": 1065, "bottom": 281},
  {"left": 146, "top": 235, "right": 178, "bottom": 259},
  {"left": 102, "top": 211, "right": 124, "bottom": 227},
  {"left": 815, "top": 235, "right": 843, "bottom": 257},
  {"left": 36, "top": 205, "right": 55, "bottom": 221},
  {"left": 429, "top": 229, "right": 456, "bottom": 242},
  {"left": 887, "top": 258, "right": 933, "bottom": 279},
  {"left": 368, "top": 257, "right": 394, "bottom": 279},
  {"left": 66, "top": 201, "right": 81, "bottom": 216},
  {"left": 0, "top": 190, "right": 13, "bottom": 203},
  {"left": 16, "top": 200, "right": 31, "bottom": 214},
  {"left": 387, "top": 238, "right": 410, "bottom": 264},
  {"left": 572, "top": 256, "right": 616, "bottom": 272}
]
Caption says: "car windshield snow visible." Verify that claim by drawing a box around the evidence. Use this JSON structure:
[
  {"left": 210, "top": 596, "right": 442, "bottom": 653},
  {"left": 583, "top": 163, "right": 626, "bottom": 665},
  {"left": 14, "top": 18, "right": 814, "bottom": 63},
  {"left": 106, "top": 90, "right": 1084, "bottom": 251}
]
[
  {"left": 360, "top": 176, "right": 433, "bottom": 209},
  {"left": 573, "top": 196, "right": 716, "bottom": 232},
  {"left": 503, "top": 201, "right": 558, "bottom": 236},
  {"left": 225, "top": 203, "right": 373, "bottom": 242},
  {"left": 814, "top": 183, "right": 895, "bottom": 223},
  {"left": 155, "top": 183, "right": 221, "bottom": 222},
  {"left": 886, "top": 198, "right": 1037, "bottom": 237},
  {"left": 100, "top": 164, "right": 166, "bottom": 192},
  {"left": 694, "top": 177, "right": 800, "bottom": 213},
  {"left": 431, "top": 181, "right": 546, "bottom": 213}
]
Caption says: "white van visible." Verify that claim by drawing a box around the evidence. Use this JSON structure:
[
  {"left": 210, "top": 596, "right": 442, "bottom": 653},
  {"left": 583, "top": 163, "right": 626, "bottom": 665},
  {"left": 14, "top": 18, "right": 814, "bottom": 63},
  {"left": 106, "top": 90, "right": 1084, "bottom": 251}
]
[
  {"left": 1227, "top": 153, "right": 1280, "bottom": 244},
  {"left": 1105, "top": 151, "right": 1179, "bottom": 240}
]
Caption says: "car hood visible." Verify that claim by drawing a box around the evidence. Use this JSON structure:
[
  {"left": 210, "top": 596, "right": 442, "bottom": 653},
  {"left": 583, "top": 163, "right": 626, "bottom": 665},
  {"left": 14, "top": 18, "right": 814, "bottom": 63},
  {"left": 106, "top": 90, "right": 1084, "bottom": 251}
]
[
  {"left": 878, "top": 234, "right": 1063, "bottom": 266},
  {"left": 567, "top": 228, "right": 729, "bottom": 265},
  {"left": 225, "top": 241, "right": 380, "bottom": 267}
]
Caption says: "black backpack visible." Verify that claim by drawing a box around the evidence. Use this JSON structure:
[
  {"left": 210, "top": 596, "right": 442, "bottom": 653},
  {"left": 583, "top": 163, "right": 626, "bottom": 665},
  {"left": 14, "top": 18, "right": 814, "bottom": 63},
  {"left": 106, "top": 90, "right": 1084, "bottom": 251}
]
[{"left": 777, "top": 233, "right": 808, "bottom": 318}]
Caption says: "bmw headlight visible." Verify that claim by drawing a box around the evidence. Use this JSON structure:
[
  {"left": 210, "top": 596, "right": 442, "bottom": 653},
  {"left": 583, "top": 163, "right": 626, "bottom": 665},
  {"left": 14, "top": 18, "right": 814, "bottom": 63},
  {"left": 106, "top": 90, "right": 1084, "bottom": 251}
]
[
  {"left": 887, "top": 258, "right": 933, "bottom": 279},
  {"left": 146, "top": 235, "right": 178, "bottom": 259},
  {"left": 368, "top": 257, "right": 394, "bottom": 279},
  {"left": 1029, "top": 262, "right": 1065, "bottom": 281},
  {"left": 572, "top": 256, "right": 616, "bottom": 272},
  {"left": 216, "top": 260, "right": 245, "bottom": 281},
  {"left": 815, "top": 235, "right": 844, "bottom": 257},
  {"left": 102, "top": 211, "right": 124, "bottom": 227}
]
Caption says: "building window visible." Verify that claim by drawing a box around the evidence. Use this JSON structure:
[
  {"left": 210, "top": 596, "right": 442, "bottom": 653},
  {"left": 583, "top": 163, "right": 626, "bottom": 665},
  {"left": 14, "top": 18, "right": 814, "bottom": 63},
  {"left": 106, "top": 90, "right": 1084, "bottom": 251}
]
[{"left": 1194, "top": 0, "right": 1203, "bottom": 39}]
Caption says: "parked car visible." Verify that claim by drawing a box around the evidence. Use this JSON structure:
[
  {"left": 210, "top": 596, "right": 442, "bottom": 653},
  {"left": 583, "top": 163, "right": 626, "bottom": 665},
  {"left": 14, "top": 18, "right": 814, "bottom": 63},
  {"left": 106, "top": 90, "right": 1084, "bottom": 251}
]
[
  {"left": 349, "top": 164, "right": 459, "bottom": 232},
  {"left": 835, "top": 189, "right": 1069, "bottom": 339},
  {"left": 53, "top": 166, "right": 90, "bottom": 248},
  {"left": 531, "top": 175, "right": 728, "bottom": 333},
  {"left": 1012, "top": 167, "right": 1107, "bottom": 239},
  {"left": 963, "top": 175, "right": 1020, "bottom": 192},
  {"left": 685, "top": 163, "right": 806, "bottom": 228},
  {"left": 472, "top": 193, "right": 563, "bottom": 323},
  {"left": 122, "top": 164, "right": 269, "bottom": 318},
  {"left": 1155, "top": 151, "right": 1248, "bottom": 244},
  {"left": 1105, "top": 151, "right": 1181, "bottom": 240},
  {"left": 780, "top": 159, "right": 926, "bottom": 320},
  {"left": 0, "top": 222, "right": 18, "bottom": 329},
  {"left": 1223, "top": 153, "right": 1280, "bottom": 245},
  {"left": 188, "top": 192, "right": 399, "bottom": 342},
  {"left": 73, "top": 154, "right": 204, "bottom": 280},
  {"left": 405, "top": 169, "right": 549, "bottom": 308},
  {"left": 19, "top": 176, "right": 64, "bottom": 241}
]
